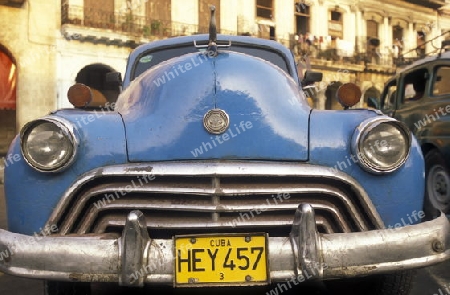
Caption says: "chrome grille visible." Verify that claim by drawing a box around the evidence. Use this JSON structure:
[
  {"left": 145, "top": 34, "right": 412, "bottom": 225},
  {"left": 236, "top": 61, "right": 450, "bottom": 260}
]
[{"left": 46, "top": 162, "right": 384, "bottom": 236}]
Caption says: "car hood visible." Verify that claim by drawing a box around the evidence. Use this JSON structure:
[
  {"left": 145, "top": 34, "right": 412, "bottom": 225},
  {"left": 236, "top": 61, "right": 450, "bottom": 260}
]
[{"left": 116, "top": 51, "right": 310, "bottom": 161}]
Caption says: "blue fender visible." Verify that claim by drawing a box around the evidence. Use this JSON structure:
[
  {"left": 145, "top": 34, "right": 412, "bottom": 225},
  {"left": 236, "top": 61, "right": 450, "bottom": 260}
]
[
  {"left": 4, "top": 111, "right": 128, "bottom": 234},
  {"left": 309, "top": 109, "right": 425, "bottom": 227}
]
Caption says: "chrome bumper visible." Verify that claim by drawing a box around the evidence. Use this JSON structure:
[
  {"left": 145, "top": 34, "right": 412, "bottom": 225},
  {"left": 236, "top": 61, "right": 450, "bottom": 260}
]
[{"left": 0, "top": 204, "right": 449, "bottom": 286}]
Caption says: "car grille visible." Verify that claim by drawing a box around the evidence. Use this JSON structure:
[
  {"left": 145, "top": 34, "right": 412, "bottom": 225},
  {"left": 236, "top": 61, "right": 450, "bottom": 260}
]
[{"left": 46, "top": 162, "right": 384, "bottom": 237}]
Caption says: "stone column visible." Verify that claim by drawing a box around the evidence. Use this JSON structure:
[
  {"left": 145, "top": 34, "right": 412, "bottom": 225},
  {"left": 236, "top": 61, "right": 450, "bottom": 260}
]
[
  {"left": 354, "top": 8, "right": 362, "bottom": 53},
  {"left": 384, "top": 16, "right": 392, "bottom": 48},
  {"left": 309, "top": 1, "right": 318, "bottom": 38},
  {"left": 221, "top": 0, "right": 238, "bottom": 34},
  {"left": 345, "top": 5, "right": 356, "bottom": 45},
  {"left": 427, "top": 20, "right": 439, "bottom": 54},
  {"left": 408, "top": 22, "right": 415, "bottom": 57}
]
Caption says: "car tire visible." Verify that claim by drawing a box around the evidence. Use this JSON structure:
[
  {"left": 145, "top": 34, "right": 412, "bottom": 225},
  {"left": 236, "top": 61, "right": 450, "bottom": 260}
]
[
  {"left": 44, "top": 281, "right": 91, "bottom": 295},
  {"left": 424, "top": 149, "right": 450, "bottom": 220},
  {"left": 325, "top": 271, "right": 415, "bottom": 295}
]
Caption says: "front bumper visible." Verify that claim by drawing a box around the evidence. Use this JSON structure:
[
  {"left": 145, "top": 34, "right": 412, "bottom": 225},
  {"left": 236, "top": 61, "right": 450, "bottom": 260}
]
[{"left": 0, "top": 204, "right": 449, "bottom": 286}]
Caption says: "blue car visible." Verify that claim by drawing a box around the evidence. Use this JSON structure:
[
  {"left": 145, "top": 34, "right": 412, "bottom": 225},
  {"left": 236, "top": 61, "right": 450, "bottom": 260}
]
[{"left": 1, "top": 8, "right": 449, "bottom": 295}]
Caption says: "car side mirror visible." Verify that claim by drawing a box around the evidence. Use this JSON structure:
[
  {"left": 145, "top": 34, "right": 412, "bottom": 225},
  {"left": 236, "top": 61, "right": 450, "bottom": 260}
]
[
  {"left": 367, "top": 97, "right": 380, "bottom": 109},
  {"left": 301, "top": 71, "right": 322, "bottom": 87}
]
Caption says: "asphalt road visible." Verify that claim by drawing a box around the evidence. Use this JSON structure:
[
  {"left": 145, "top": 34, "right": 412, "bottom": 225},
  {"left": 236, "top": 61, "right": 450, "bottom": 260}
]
[{"left": 0, "top": 184, "right": 449, "bottom": 295}]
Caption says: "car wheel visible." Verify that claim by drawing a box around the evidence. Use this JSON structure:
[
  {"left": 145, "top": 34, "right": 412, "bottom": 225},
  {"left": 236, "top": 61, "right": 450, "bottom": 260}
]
[
  {"left": 424, "top": 150, "right": 450, "bottom": 220},
  {"left": 44, "top": 281, "right": 91, "bottom": 295},
  {"left": 325, "top": 271, "right": 415, "bottom": 295}
]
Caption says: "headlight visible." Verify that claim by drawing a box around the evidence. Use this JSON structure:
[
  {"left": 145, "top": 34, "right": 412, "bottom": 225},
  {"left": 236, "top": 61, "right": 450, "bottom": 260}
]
[
  {"left": 352, "top": 117, "right": 411, "bottom": 174},
  {"left": 20, "top": 117, "right": 78, "bottom": 172}
]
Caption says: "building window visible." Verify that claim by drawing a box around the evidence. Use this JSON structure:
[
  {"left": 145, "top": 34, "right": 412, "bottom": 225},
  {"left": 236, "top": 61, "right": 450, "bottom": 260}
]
[
  {"left": 366, "top": 20, "right": 380, "bottom": 63},
  {"left": 199, "top": 0, "right": 220, "bottom": 33},
  {"left": 295, "top": 2, "right": 310, "bottom": 35},
  {"left": 367, "top": 20, "right": 378, "bottom": 39},
  {"left": 145, "top": 0, "right": 172, "bottom": 36},
  {"left": 256, "top": 0, "right": 273, "bottom": 19},
  {"left": 393, "top": 25, "right": 404, "bottom": 56},
  {"left": 331, "top": 11, "right": 341, "bottom": 22},
  {"left": 328, "top": 10, "right": 343, "bottom": 39}
]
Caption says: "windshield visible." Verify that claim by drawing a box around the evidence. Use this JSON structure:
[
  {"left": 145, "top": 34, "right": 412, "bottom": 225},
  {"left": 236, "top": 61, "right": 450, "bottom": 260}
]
[{"left": 132, "top": 44, "right": 291, "bottom": 81}]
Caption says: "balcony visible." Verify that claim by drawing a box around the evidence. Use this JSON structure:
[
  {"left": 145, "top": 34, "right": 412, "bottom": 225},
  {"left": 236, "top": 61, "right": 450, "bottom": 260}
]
[
  {"left": 61, "top": 4, "right": 235, "bottom": 45},
  {"left": 286, "top": 34, "right": 404, "bottom": 74},
  {"left": 287, "top": 42, "right": 395, "bottom": 74},
  {"left": 62, "top": 4, "right": 172, "bottom": 39}
]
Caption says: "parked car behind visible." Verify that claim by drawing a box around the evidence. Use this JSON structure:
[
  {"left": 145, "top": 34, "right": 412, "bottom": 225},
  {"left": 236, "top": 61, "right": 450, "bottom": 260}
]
[{"left": 375, "top": 44, "right": 450, "bottom": 219}]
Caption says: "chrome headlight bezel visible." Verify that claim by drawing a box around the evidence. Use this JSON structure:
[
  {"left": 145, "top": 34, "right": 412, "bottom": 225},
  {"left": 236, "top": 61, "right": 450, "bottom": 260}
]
[
  {"left": 20, "top": 117, "right": 78, "bottom": 173},
  {"left": 351, "top": 117, "right": 412, "bottom": 175}
]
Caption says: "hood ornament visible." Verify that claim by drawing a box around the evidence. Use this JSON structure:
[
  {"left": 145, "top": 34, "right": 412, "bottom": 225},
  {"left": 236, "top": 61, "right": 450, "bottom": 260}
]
[
  {"left": 203, "top": 109, "right": 229, "bottom": 134},
  {"left": 193, "top": 5, "right": 231, "bottom": 53},
  {"left": 207, "top": 5, "right": 218, "bottom": 57}
]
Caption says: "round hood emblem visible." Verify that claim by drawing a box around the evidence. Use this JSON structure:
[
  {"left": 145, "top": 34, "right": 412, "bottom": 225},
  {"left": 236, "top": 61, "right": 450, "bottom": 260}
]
[{"left": 203, "top": 109, "right": 229, "bottom": 134}]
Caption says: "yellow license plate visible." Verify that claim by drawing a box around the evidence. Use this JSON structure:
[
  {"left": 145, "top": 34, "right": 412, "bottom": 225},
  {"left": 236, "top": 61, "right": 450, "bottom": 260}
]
[{"left": 174, "top": 233, "right": 269, "bottom": 286}]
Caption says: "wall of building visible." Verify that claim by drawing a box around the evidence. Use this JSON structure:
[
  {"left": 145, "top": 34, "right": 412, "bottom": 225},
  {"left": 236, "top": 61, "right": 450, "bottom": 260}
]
[
  {"left": 0, "top": 110, "right": 15, "bottom": 155},
  {"left": 274, "top": 0, "right": 294, "bottom": 43},
  {"left": 220, "top": 0, "right": 238, "bottom": 33},
  {"left": 0, "top": 0, "right": 58, "bottom": 130},
  {"left": 172, "top": 0, "right": 197, "bottom": 26}
]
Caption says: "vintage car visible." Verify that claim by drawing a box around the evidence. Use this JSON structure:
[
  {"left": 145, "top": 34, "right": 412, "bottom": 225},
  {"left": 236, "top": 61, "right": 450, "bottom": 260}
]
[
  {"left": 1, "top": 8, "right": 449, "bottom": 295},
  {"left": 375, "top": 44, "right": 450, "bottom": 220}
]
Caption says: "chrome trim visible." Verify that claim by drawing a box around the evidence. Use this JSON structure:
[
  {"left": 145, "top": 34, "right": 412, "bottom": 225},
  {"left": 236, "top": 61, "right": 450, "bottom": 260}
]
[
  {"left": 351, "top": 117, "right": 412, "bottom": 175},
  {"left": 0, "top": 230, "right": 119, "bottom": 280},
  {"left": 322, "top": 213, "right": 450, "bottom": 278},
  {"left": 44, "top": 162, "right": 385, "bottom": 234},
  {"left": 20, "top": 116, "right": 79, "bottom": 173},
  {"left": 1, "top": 209, "right": 449, "bottom": 285},
  {"left": 68, "top": 188, "right": 356, "bottom": 234},
  {"left": 120, "top": 210, "right": 151, "bottom": 286},
  {"left": 290, "top": 204, "right": 323, "bottom": 280}
]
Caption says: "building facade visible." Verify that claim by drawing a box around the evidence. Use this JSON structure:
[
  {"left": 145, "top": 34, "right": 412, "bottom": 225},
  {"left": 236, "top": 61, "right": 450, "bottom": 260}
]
[{"left": 1, "top": 0, "right": 450, "bottom": 154}]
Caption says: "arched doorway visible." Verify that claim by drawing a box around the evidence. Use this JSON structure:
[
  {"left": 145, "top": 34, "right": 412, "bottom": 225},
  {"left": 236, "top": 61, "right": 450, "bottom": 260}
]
[
  {"left": 75, "top": 64, "right": 120, "bottom": 107},
  {"left": 363, "top": 86, "right": 380, "bottom": 108},
  {"left": 0, "top": 45, "right": 17, "bottom": 156},
  {"left": 325, "top": 81, "right": 343, "bottom": 110}
]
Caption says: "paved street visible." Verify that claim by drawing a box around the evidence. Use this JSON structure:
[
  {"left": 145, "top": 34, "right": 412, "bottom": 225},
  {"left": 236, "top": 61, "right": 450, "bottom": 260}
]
[{"left": 0, "top": 184, "right": 448, "bottom": 294}]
